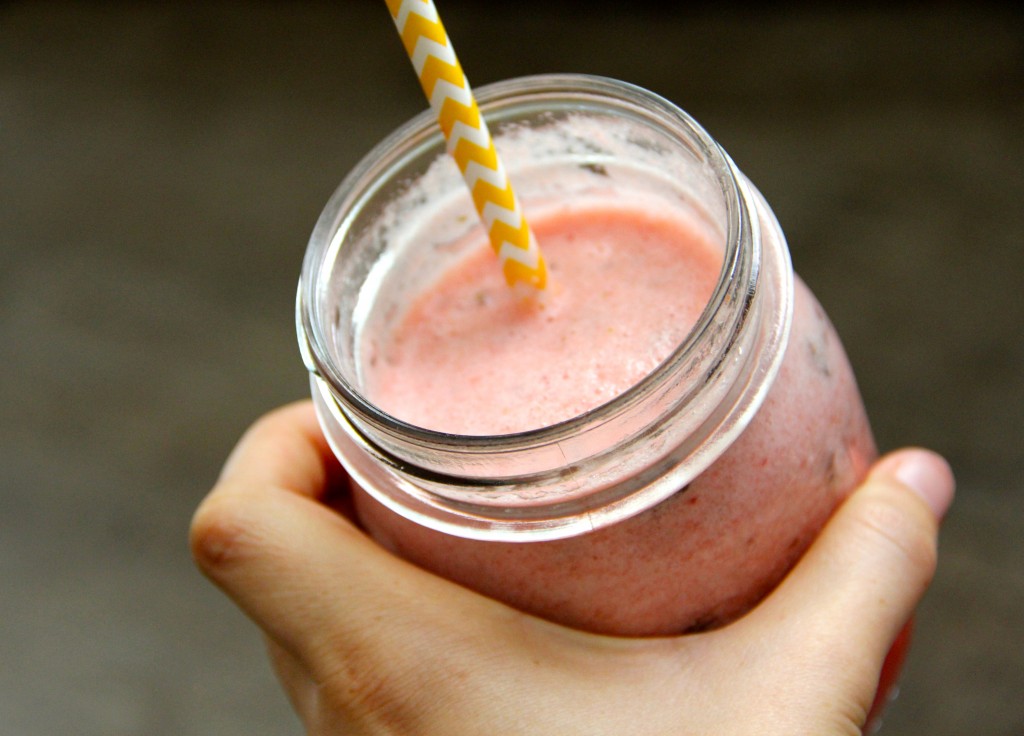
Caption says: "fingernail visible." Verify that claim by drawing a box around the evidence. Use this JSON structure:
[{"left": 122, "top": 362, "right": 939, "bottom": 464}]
[{"left": 877, "top": 449, "right": 956, "bottom": 520}]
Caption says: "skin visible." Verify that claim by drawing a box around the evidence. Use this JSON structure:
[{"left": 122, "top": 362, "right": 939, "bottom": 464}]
[{"left": 190, "top": 401, "right": 953, "bottom": 736}]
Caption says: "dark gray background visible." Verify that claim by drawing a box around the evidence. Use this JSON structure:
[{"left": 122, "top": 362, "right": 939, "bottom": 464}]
[{"left": 2, "top": 2, "right": 1021, "bottom": 734}]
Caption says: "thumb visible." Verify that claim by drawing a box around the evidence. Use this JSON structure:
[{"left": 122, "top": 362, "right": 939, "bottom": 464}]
[{"left": 741, "top": 448, "right": 954, "bottom": 712}]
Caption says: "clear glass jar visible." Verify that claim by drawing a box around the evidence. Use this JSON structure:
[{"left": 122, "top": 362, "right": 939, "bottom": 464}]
[{"left": 296, "top": 74, "right": 875, "bottom": 636}]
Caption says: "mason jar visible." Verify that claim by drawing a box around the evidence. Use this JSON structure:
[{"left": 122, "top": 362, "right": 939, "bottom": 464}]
[{"left": 296, "top": 74, "right": 876, "bottom": 638}]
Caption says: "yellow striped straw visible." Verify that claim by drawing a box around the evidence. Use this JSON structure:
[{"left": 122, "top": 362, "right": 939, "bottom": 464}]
[{"left": 385, "top": 0, "right": 547, "bottom": 290}]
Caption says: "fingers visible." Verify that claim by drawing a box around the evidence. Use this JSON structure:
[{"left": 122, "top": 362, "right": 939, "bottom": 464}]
[
  {"left": 216, "top": 400, "right": 342, "bottom": 500},
  {"left": 190, "top": 402, "right": 509, "bottom": 694},
  {"left": 191, "top": 401, "right": 362, "bottom": 661},
  {"left": 743, "top": 448, "right": 954, "bottom": 703}
]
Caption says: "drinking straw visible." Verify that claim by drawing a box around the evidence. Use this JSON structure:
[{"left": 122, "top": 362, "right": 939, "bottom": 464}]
[{"left": 385, "top": 0, "right": 548, "bottom": 290}]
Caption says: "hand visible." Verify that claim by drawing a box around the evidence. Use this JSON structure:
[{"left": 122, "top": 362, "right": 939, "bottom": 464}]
[{"left": 191, "top": 401, "right": 953, "bottom": 735}]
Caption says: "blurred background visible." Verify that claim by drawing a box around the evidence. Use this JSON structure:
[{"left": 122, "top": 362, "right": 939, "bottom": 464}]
[{"left": 2, "top": 2, "right": 1021, "bottom": 734}]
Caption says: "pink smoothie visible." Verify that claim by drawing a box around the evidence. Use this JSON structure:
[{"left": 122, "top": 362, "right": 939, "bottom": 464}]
[
  {"left": 354, "top": 201, "right": 876, "bottom": 637},
  {"left": 366, "top": 204, "right": 721, "bottom": 434}
]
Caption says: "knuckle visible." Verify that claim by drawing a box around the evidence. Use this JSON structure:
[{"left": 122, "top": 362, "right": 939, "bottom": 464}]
[
  {"left": 317, "top": 652, "right": 422, "bottom": 734},
  {"left": 313, "top": 627, "right": 479, "bottom": 733},
  {"left": 189, "top": 487, "right": 253, "bottom": 572}
]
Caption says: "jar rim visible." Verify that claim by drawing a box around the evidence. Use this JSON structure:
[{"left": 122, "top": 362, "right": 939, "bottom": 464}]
[{"left": 299, "top": 73, "right": 746, "bottom": 449}]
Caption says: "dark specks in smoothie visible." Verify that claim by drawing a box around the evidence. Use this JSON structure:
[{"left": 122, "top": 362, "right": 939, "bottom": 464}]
[
  {"left": 806, "top": 334, "right": 832, "bottom": 378},
  {"left": 643, "top": 483, "right": 693, "bottom": 518},
  {"left": 806, "top": 301, "right": 834, "bottom": 378},
  {"left": 557, "top": 464, "right": 582, "bottom": 480},
  {"left": 682, "top": 613, "right": 721, "bottom": 634},
  {"left": 674, "top": 483, "right": 693, "bottom": 502},
  {"left": 580, "top": 162, "right": 609, "bottom": 177},
  {"left": 823, "top": 451, "right": 838, "bottom": 488}
]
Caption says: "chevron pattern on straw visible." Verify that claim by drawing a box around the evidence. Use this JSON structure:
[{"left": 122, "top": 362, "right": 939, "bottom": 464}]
[{"left": 386, "top": 0, "right": 547, "bottom": 289}]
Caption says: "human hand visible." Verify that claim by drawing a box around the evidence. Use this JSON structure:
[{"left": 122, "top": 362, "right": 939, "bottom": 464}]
[{"left": 191, "top": 401, "right": 953, "bottom": 735}]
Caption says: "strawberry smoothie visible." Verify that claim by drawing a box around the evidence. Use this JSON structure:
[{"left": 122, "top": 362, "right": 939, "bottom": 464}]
[
  {"left": 351, "top": 201, "right": 876, "bottom": 636},
  {"left": 364, "top": 203, "right": 722, "bottom": 435}
]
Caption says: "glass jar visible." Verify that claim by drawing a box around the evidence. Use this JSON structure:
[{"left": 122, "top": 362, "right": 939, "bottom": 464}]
[{"left": 296, "top": 74, "right": 876, "bottom": 637}]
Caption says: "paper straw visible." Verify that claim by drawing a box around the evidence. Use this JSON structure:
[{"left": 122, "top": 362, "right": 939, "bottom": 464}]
[{"left": 385, "top": 0, "right": 547, "bottom": 290}]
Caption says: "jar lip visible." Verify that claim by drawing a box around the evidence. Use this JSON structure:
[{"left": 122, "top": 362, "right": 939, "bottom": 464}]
[{"left": 299, "top": 73, "right": 748, "bottom": 450}]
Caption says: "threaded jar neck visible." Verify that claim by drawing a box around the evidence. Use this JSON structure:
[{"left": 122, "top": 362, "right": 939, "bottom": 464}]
[{"left": 298, "top": 74, "right": 792, "bottom": 540}]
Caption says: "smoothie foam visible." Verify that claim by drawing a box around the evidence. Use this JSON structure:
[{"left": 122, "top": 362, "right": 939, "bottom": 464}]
[{"left": 366, "top": 203, "right": 722, "bottom": 435}]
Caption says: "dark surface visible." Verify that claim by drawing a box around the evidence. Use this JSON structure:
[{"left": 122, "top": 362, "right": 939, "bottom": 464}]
[{"left": 2, "top": 2, "right": 1021, "bottom": 734}]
